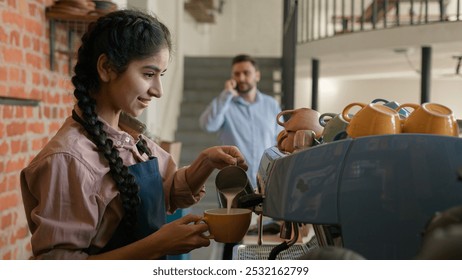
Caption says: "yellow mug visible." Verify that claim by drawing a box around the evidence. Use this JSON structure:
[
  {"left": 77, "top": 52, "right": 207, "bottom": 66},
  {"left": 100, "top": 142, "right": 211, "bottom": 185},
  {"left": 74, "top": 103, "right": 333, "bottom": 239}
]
[
  {"left": 200, "top": 208, "right": 252, "bottom": 243},
  {"left": 342, "top": 102, "right": 401, "bottom": 138},
  {"left": 395, "top": 103, "right": 459, "bottom": 136}
]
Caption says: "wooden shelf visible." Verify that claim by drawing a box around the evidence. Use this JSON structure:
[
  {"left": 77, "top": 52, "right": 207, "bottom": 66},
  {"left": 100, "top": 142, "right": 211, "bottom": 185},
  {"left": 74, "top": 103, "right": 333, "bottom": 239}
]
[
  {"left": 184, "top": 0, "right": 215, "bottom": 23},
  {"left": 45, "top": 10, "right": 101, "bottom": 22},
  {"left": 46, "top": 8, "right": 102, "bottom": 73}
]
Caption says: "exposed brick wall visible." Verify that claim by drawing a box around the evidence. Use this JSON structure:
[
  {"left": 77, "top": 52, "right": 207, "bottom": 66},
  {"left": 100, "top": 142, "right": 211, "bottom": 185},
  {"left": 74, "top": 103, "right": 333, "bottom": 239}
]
[{"left": 0, "top": 0, "right": 77, "bottom": 259}]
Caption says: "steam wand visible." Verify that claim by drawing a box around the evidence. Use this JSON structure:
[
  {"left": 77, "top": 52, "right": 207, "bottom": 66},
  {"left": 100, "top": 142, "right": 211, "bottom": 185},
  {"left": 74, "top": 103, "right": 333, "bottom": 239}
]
[{"left": 268, "top": 222, "right": 299, "bottom": 260}]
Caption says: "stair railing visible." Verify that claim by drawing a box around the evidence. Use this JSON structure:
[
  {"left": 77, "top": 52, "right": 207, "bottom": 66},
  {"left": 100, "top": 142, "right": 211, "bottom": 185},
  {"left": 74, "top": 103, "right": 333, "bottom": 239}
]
[{"left": 298, "top": 0, "right": 461, "bottom": 44}]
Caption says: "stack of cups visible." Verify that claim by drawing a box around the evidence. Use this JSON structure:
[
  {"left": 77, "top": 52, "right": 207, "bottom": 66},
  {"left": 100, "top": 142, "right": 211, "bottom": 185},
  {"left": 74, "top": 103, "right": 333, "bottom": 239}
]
[{"left": 276, "top": 108, "right": 324, "bottom": 153}]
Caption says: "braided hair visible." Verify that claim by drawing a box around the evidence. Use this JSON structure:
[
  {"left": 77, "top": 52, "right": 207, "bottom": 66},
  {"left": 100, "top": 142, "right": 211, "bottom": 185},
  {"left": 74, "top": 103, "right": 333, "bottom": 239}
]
[{"left": 71, "top": 10, "right": 172, "bottom": 237}]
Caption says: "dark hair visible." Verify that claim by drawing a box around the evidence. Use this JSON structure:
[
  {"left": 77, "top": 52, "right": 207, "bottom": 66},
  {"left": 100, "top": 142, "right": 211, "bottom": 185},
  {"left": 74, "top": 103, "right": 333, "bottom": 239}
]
[
  {"left": 71, "top": 9, "right": 172, "bottom": 237},
  {"left": 232, "top": 54, "right": 259, "bottom": 70}
]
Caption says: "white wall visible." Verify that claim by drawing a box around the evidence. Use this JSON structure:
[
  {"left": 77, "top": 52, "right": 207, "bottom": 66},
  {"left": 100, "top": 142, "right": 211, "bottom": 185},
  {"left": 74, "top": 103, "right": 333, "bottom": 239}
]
[
  {"left": 124, "top": 0, "right": 184, "bottom": 141},
  {"left": 127, "top": 0, "right": 283, "bottom": 141},
  {"left": 182, "top": 0, "right": 283, "bottom": 56},
  {"left": 112, "top": 0, "right": 127, "bottom": 9},
  {"left": 296, "top": 76, "right": 462, "bottom": 119}
]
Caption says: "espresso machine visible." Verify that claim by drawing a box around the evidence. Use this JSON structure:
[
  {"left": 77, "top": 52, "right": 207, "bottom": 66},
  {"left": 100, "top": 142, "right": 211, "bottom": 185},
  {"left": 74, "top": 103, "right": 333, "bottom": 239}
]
[{"left": 252, "top": 134, "right": 462, "bottom": 259}]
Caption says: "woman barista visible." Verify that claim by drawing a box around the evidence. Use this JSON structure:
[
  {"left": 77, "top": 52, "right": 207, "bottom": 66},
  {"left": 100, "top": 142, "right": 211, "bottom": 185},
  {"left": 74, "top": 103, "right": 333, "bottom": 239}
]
[{"left": 20, "top": 9, "right": 247, "bottom": 259}]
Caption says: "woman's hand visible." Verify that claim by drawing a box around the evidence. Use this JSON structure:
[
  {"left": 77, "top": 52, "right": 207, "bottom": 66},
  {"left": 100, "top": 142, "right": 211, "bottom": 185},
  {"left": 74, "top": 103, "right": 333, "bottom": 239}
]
[
  {"left": 201, "top": 145, "right": 248, "bottom": 170},
  {"left": 151, "top": 214, "right": 211, "bottom": 256},
  {"left": 185, "top": 146, "right": 248, "bottom": 193},
  {"left": 89, "top": 214, "right": 210, "bottom": 260}
]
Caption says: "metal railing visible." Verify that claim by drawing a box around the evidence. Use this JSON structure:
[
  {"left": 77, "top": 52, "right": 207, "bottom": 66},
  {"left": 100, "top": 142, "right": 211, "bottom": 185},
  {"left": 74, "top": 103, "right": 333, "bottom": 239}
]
[{"left": 297, "top": 0, "right": 461, "bottom": 43}]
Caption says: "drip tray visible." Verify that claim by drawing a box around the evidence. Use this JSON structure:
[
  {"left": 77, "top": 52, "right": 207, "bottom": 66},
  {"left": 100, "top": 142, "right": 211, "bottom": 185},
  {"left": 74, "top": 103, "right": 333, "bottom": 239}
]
[{"left": 233, "top": 244, "right": 312, "bottom": 260}]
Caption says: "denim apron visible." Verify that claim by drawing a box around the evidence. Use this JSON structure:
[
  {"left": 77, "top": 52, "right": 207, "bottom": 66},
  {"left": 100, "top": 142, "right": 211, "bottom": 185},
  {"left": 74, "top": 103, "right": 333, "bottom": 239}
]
[
  {"left": 72, "top": 111, "right": 166, "bottom": 257},
  {"left": 100, "top": 157, "right": 166, "bottom": 258}
]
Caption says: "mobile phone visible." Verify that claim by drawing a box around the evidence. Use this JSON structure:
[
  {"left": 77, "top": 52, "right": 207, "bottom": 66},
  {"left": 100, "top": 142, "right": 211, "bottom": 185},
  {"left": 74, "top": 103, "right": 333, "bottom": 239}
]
[{"left": 232, "top": 80, "right": 238, "bottom": 91}]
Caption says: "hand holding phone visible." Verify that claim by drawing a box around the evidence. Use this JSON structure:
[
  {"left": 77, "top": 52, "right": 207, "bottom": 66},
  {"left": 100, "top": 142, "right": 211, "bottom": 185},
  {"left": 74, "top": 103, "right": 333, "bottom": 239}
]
[{"left": 225, "top": 79, "right": 238, "bottom": 96}]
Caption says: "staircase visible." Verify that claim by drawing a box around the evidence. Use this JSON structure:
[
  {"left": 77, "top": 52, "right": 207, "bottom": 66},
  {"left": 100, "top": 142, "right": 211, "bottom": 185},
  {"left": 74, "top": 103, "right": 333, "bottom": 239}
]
[{"left": 176, "top": 56, "right": 281, "bottom": 187}]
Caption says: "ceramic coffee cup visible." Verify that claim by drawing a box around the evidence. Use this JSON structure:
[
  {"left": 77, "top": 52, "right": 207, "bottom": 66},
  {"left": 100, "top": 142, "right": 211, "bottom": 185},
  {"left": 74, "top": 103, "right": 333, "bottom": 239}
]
[
  {"left": 371, "top": 98, "right": 410, "bottom": 118},
  {"left": 342, "top": 102, "right": 402, "bottom": 138},
  {"left": 457, "top": 119, "right": 462, "bottom": 137},
  {"left": 277, "top": 129, "right": 296, "bottom": 153},
  {"left": 277, "top": 130, "right": 288, "bottom": 151},
  {"left": 278, "top": 130, "right": 296, "bottom": 153},
  {"left": 277, "top": 108, "right": 324, "bottom": 136},
  {"left": 319, "top": 112, "right": 350, "bottom": 143},
  {"left": 293, "top": 129, "right": 317, "bottom": 152},
  {"left": 395, "top": 103, "right": 459, "bottom": 136},
  {"left": 200, "top": 208, "right": 252, "bottom": 243},
  {"left": 278, "top": 129, "right": 320, "bottom": 153}
]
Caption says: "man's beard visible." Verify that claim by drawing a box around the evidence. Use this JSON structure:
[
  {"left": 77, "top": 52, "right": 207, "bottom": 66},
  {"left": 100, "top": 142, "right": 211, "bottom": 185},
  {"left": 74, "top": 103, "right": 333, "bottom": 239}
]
[{"left": 237, "top": 83, "right": 253, "bottom": 94}]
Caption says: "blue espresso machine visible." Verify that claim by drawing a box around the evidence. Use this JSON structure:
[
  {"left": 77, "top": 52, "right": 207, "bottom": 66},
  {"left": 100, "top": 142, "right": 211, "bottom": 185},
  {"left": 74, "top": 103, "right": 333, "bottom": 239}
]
[{"left": 256, "top": 134, "right": 462, "bottom": 259}]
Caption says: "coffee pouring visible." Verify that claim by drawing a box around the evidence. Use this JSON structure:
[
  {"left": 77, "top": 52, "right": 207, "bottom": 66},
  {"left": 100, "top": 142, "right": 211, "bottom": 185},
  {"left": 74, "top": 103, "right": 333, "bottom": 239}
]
[{"left": 215, "top": 165, "right": 255, "bottom": 210}]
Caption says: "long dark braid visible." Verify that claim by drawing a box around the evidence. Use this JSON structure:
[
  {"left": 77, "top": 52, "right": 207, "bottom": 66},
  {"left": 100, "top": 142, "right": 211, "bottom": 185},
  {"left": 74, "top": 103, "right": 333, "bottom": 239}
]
[{"left": 71, "top": 10, "right": 172, "bottom": 236}]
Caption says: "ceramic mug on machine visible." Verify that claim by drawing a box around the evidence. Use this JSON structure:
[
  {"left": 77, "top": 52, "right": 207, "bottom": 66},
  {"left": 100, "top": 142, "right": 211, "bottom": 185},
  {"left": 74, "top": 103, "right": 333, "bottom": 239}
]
[
  {"left": 277, "top": 130, "right": 295, "bottom": 153},
  {"left": 278, "top": 129, "right": 320, "bottom": 153},
  {"left": 277, "top": 108, "right": 324, "bottom": 153},
  {"left": 319, "top": 112, "right": 350, "bottom": 143},
  {"left": 342, "top": 102, "right": 402, "bottom": 138},
  {"left": 276, "top": 108, "right": 324, "bottom": 136},
  {"left": 371, "top": 98, "right": 410, "bottom": 118},
  {"left": 395, "top": 103, "right": 459, "bottom": 136},
  {"left": 277, "top": 130, "right": 290, "bottom": 153},
  {"left": 293, "top": 129, "right": 318, "bottom": 151},
  {"left": 458, "top": 119, "right": 462, "bottom": 137}
]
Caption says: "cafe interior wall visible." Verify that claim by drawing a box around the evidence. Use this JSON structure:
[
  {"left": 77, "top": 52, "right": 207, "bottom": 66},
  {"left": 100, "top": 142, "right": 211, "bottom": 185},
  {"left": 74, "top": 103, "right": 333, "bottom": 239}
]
[
  {"left": 294, "top": 22, "right": 462, "bottom": 118},
  {"left": 141, "top": 0, "right": 462, "bottom": 140},
  {"left": 6, "top": 0, "right": 459, "bottom": 260},
  {"left": 127, "top": 0, "right": 283, "bottom": 142}
]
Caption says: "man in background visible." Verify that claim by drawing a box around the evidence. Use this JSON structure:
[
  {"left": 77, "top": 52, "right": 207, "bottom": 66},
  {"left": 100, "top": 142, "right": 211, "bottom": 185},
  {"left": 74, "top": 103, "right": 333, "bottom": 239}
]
[
  {"left": 199, "top": 54, "right": 282, "bottom": 259},
  {"left": 199, "top": 54, "right": 282, "bottom": 190}
]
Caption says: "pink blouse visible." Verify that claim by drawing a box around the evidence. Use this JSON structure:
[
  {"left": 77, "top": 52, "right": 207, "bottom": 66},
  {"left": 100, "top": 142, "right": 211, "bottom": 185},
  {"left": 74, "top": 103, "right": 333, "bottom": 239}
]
[{"left": 20, "top": 112, "right": 205, "bottom": 259}]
